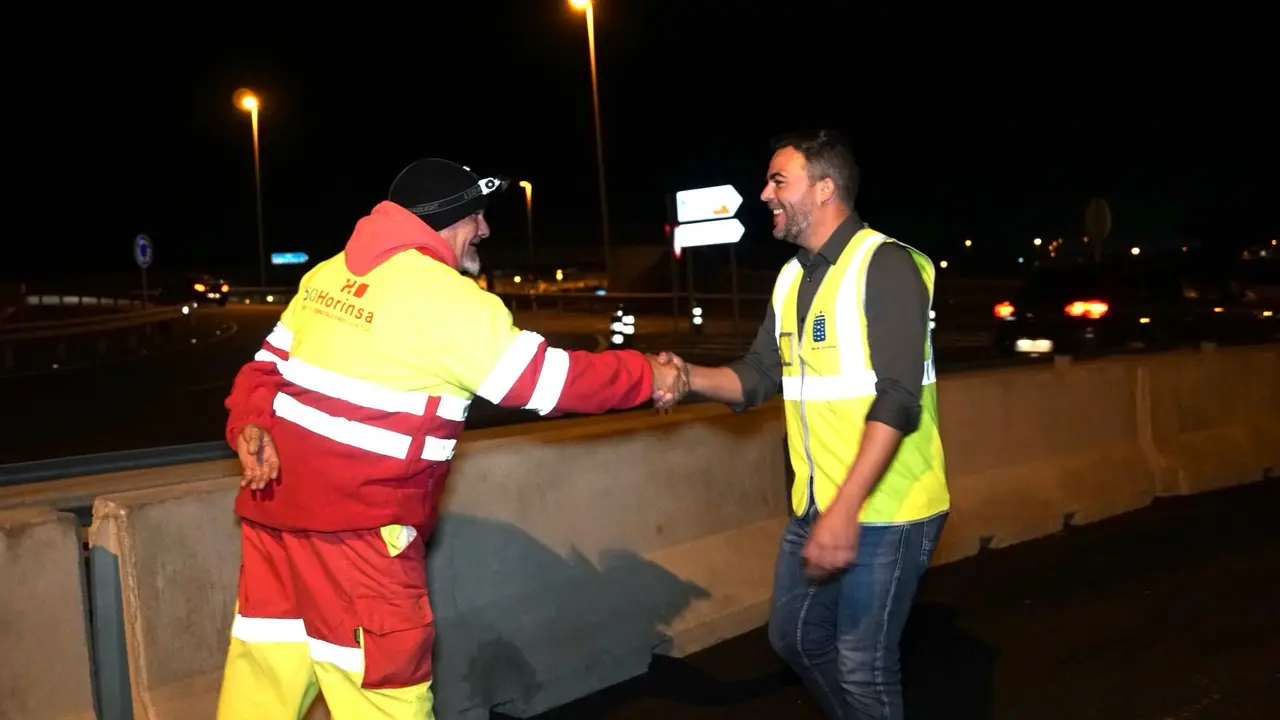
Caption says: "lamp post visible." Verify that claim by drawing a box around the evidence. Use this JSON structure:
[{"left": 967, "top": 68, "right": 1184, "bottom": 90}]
[
  {"left": 234, "top": 88, "right": 267, "bottom": 287},
  {"left": 519, "top": 180, "right": 534, "bottom": 271},
  {"left": 569, "top": 0, "right": 612, "bottom": 282}
]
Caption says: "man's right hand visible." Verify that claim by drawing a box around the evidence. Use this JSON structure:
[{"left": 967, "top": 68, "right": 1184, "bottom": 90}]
[
  {"left": 650, "top": 352, "right": 690, "bottom": 411},
  {"left": 235, "top": 424, "right": 280, "bottom": 490}
]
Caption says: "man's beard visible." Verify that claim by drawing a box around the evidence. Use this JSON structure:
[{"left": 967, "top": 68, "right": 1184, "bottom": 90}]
[
  {"left": 459, "top": 246, "right": 482, "bottom": 277},
  {"left": 773, "top": 201, "right": 812, "bottom": 244}
]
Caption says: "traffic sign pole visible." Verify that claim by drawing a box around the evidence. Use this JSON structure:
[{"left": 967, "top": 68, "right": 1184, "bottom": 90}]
[
  {"left": 133, "top": 234, "right": 153, "bottom": 308},
  {"left": 730, "top": 243, "right": 741, "bottom": 347},
  {"left": 668, "top": 184, "right": 748, "bottom": 343}
]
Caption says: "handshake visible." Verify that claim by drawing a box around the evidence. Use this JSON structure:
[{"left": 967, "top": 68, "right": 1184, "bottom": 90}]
[{"left": 645, "top": 352, "right": 690, "bottom": 412}]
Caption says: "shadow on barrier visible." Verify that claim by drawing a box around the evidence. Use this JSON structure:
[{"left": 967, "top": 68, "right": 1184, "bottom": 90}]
[
  {"left": 427, "top": 513, "right": 711, "bottom": 719},
  {"left": 86, "top": 477, "right": 712, "bottom": 720}
]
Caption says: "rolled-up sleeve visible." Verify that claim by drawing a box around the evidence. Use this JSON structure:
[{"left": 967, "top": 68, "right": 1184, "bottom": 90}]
[
  {"left": 864, "top": 243, "right": 930, "bottom": 434},
  {"left": 725, "top": 304, "right": 783, "bottom": 412}
]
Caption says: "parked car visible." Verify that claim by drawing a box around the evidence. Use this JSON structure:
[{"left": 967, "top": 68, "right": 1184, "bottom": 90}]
[{"left": 992, "top": 254, "right": 1276, "bottom": 357}]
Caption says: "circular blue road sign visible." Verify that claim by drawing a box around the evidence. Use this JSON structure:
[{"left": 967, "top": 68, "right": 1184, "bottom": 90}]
[{"left": 134, "top": 234, "right": 153, "bottom": 269}]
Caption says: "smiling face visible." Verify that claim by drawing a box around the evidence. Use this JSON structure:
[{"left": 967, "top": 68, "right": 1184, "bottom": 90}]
[
  {"left": 439, "top": 210, "right": 490, "bottom": 276},
  {"left": 760, "top": 146, "right": 825, "bottom": 247}
]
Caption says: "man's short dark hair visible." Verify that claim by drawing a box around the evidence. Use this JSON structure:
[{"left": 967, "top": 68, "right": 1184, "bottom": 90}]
[{"left": 771, "top": 129, "right": 859, "bottom": 207}]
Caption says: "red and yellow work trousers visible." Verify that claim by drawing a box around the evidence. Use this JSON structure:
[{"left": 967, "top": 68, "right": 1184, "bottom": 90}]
[{"left": 216, "top": 519, "right": 436, "bottom": 719}]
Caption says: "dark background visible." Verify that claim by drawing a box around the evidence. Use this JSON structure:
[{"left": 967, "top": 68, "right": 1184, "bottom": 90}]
[{"left": 5, "top": 0, "right": 1275, "bottom": 284}]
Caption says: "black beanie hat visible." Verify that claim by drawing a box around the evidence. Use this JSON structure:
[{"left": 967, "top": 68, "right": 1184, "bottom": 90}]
[{"left": 388, "top": 158, "right": 509, "bottom": 231}]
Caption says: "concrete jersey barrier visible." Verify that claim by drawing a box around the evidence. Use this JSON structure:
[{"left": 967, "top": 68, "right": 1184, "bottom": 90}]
[
  {"left": 86, "top": 403, "right": 787, "bottom": 719},
  {"left": 1142, "top": 345, "right": 1280, "bottom": 495},
  {"left": 40, "top": 342, "right": 1280, "bottom": 718},
  {"left": 0, "top": 506, "right": 97, "bottom": 720}
]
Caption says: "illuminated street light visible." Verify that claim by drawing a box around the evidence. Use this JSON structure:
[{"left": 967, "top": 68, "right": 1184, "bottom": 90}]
[
  {"left": 964, "top": 239, "right": 972, "bottom": 248},
  {"left": 1033, "top": 238, "right": 1043, "bottom": 246},
  {"left": 518, "top": 180, "right": 534, "bottom": 270},
  {"left": 939, "top": 260, "right": 949, "bottom": 269},
  {"left": 234, "top": 88, "right": 267, "bottom": 287},
  {"left": 1130, "top": 247, "right": 1141, "bottom": 255},
  {"left": 570, "top": 0, "right": 612, "bottom": 281}
]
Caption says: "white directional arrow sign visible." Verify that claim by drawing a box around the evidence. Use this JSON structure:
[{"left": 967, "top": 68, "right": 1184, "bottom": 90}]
[
  {"left": 675, "top": 184, "right": 743, "bottom": 224},
  {"left": 674, "top": 218, "right": 745, "bottom": 250}
]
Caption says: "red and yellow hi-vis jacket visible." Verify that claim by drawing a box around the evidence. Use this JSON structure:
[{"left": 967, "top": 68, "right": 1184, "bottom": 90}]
[{"left": 225, "top": 201, "right": 654, "bottom": 534}]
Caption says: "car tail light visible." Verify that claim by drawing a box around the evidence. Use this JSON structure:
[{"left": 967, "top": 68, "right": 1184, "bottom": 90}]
[
  {"left": 993, "top": 301, "right": 1015, "bottom": 319},
  {"left": 193, "top": 283, "right": 207, "bottom": 292},
  {"left": 221, "top": 284, "right": 230, "bottom": 293},
  {"left": 1064, "top": 300, "right": 1109, "bottom": 319}
]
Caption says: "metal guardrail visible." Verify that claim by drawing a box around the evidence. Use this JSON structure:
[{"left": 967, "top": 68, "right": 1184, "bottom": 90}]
[
  {"left": 23, "top": 294, "right": 143, "bottom": 308},
  {"left": 0, "top": 305, "right": 186, "bottom": 341},
  {"left": 0, "top": 441, "right": 234, "bottom": 488}
]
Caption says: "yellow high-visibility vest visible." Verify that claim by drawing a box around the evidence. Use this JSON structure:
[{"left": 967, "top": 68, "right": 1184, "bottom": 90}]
[{"left": 772, "top": 227, "right": 949, "bottom": 523}]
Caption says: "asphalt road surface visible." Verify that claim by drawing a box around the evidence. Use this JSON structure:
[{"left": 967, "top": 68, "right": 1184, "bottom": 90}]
[
  {"left": 517, "top": 478, "right": 1280, "bottom": 720},
  {"left": 0, "top": 305, "right": 1006, "bottom": 465}
]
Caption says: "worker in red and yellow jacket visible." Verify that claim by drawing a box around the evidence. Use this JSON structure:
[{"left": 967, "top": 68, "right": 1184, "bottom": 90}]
[{"left": 216, "top": 158, "right": 683, "bottom": 720}]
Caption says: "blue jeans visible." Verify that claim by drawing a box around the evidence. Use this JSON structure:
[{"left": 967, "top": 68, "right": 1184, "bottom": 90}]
[{"left": 768, "top": 508, "right": 948, "bottom": 719}]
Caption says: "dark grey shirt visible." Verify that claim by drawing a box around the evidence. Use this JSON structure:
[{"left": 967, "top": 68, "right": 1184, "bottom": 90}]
[{"left": 725, "top": 213, "right": 931, "bottom": 434}]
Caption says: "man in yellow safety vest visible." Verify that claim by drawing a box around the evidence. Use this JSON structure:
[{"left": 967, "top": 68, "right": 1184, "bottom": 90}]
[{"left": 655, "top": 129, "right": 949, "bottom": 719}]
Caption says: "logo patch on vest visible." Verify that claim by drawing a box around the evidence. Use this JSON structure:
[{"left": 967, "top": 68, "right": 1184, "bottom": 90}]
[
  {"left": 301, "top": 279, "right": 376, "bottom": 329},
  {"left": 812, "top": 313, "right": 827, "bottom": 343}
]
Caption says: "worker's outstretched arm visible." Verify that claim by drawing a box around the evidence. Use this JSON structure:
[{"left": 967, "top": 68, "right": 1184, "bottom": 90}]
[{"left": 435, "top": 289, "right": 671, "bottom": 415}]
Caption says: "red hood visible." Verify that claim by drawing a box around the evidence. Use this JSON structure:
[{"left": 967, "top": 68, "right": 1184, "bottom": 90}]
[{"left": 344, "top": 201, "right": 457, "bottom": 276}]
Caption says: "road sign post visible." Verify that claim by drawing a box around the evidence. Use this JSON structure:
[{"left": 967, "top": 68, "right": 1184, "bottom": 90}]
[
  {"left": 133, "top": 234, "right": 153, "bottom": 308},
  {"left": 1085, "top": 197, "right": 1111, "bottom": 263},
  {"left": 730, "top": 243, "right": 741, "bottom": 347},
  {"left": 668, "top": 184, "right": 746, "bottom": 341}
]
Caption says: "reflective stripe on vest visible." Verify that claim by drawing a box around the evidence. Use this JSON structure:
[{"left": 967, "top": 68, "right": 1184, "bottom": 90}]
[
  {"left": 257, "top": 321, "right": 466, "bottom": 462},
  {"left": 773, "top": 227, "right": 949, "bottom": 524},
  {"left": 260, "top": 250, "right": 488, "bottom": 464}
]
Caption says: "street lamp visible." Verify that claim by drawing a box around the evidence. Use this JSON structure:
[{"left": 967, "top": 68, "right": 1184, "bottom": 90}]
[
  {"left": 519, "top": 180, "right": 534, "bottom": 270},
  {"left": 234, "top": 88, "right": 267, "bottom": 287},
  {"left": 569, "top": 0, "right": 612, "bottom": 283}
]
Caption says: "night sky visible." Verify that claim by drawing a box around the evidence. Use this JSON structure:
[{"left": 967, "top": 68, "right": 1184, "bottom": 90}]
[{"left": 8, "top": 0, "right": 1275, "bottom": 285}]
